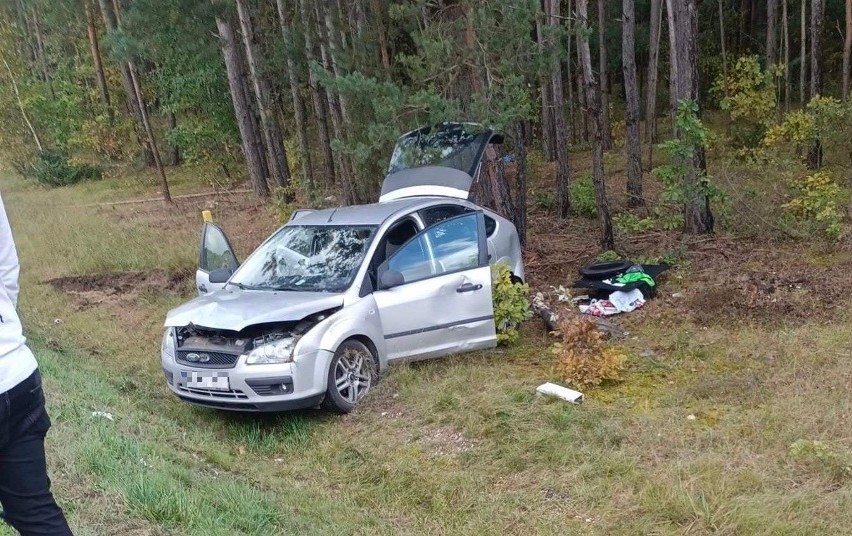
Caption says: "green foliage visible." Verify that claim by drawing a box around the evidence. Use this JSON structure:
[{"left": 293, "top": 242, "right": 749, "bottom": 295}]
[
  {"left": 569, "top": 175, "right": 597, "bottom": 218},
  {"left": 613, "top": 214, "right": 656, "bottom": 235},
  {"left": 713, "top": 56, "right": 778, "bottom": 147},
  {"left": 652, "top": 101, "right": 724, "bottom": 229},
  {"left": 782, "top": 171, "right": 847, "bottom": 240},
  {"left": 789, "top": 439, "right": 852, "bottom": 482},
  {"left": 33, "top": 150, "right": 101, "bottom": 187},
  {"left": 596, "top": 250, "right": 621, "bottom": 262},
  {"left": 534, "top": 191, "right": 557, "bottom": 212},
  {"left": 491, "top": 263, "right": 532, "bottom": 345}
]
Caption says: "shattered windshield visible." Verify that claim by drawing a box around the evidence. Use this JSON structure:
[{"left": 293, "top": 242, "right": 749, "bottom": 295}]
[
  {"left": 229, "top": 225, "right": 376, "bottom": 292},
  {"left": 387, "top": 124, "right": 492, "bottom": 176}
]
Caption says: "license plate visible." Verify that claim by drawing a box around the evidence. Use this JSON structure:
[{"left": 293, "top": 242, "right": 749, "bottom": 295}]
[{"left": 180, "top": 370, "right": 230, "bottom": 391}]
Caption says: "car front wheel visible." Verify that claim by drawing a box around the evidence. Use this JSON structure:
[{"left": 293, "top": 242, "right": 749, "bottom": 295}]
[{"left": 322, "top": 339, "right": 376, "bottom": 414}]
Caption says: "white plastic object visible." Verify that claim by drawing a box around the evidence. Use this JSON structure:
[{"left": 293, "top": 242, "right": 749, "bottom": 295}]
[{"left": 535, "top": 382, "right": 584, "bottom": 404}]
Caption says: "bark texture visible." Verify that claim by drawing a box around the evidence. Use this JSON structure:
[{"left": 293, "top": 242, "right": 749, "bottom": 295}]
[
  {"left": 84, "top": 0, "right": 112, "bottom": 124},
  {"left": 807, "top": 0, "right": 824, "bottom": 169},
  {"left": 623, "top": 0, "right": 644, "bottom": 206},
  {"left": 596, "top": 0, "right": 613, "bottom": 150},
  {"left": 548, "top": 0, "right": 571, "bottom": 218},
  {"left": 645, "top": 0, "right": 663, "bottom": 142}
]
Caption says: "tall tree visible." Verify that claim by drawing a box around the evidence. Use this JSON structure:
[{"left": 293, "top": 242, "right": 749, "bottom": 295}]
[
  {"left": 645, "top": 0, "right": 663, "bottom": 143},
  {"left": 536, "top": 4, "right": 555, "bottom": 162},
  {"left": 84, "top": 0, "right": 112, "bottom": 124},
  {"left": 623, "top": 0, "right": 643, "bottom": 206},
  {"left": 298, "top": 0, "right": 336, "bottom": 186},
  {"left": 800, "top": 0, "right": 807, "bottom": 104},
  {"left": 0, "top": 51, "right": 42, "bottom": 151},
  {"left": 665, "top": 0, "right": 679, "bottom": 120},
  {"left": 783, "top": 0, "right": 790, "bottom": 110},
  {"left": 844, "top": 0, "right": 851, "bottom": 100},
  {"left": 548, "top": 0, "right": 571, "bottom": 218},
  {"left": 596, "top": 0, "right": 613, "bottom": 150},
  {"left": 30, "top": 7, "right": 54, "bottom": 100},
  {"left": 577, "top": 0, "right": 615, "bottom": 250},
  {"left": 275, "top": 0, "right": 314, "bottom": 188},
  {"left": 719, "top": 0, "right": 732, "bottom": 133},
  {"left": 368, "top": 0, "right": 391, "bottom": 72},
  {"left": 97, "top": 0, "right": 154, "bottom": 166},
  {"left": 214, "top": 13, "right": 269, "bottom": 198},
  {"left": 513, "top": 121, "right": 529, "bottom": 246},
  {"left": 128, "top": 62, "right": 172, "bottom": 203},
  {"left": 767, "top": 0, "right": 778, "bottom": 66},
  {"left": 566, "top": 0, "right": 576, "bottom": 144},
  {"left": 236, "top": 0, "right": 291, "bottom": 190},
  {"left": 670, "top": 0, "right": 713, "bottom": 234},
  {"left": 808, "top": 0, "right": 824, "bottom": 169}
]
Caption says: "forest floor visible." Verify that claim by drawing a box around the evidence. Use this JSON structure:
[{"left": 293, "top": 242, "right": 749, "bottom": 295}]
[{"left": 1, "top": 150, "right": 851, "bottom": 535}]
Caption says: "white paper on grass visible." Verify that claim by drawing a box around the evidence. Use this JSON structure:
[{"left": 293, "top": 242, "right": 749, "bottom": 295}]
[{"left": 536, "top": 382, "right": 584, "bottom": 404}]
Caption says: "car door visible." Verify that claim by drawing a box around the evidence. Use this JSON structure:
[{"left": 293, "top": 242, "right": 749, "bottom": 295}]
[
  {"left": 373, "top": 212, "right": 496, "bottom": 361},
  {"left": 196, "top": 223, "right": 240, "bottom": 295}
]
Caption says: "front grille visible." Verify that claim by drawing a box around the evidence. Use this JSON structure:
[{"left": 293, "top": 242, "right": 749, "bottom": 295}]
[
  {"left": 176, "top": 350, "right": 240, "bottom": 369},
  {"left": 177, "top": 385, "right": 249, "bottom": 399}
]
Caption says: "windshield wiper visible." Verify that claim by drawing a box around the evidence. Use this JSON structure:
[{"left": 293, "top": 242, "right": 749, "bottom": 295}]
[{"left": 228, "top": 281, "right": 270, "bottom": 291}]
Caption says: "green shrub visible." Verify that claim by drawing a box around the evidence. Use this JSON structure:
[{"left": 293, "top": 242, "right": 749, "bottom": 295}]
[
  {"left": 569, "top": 175, "right": 597, "bottom": 218},
  {"left": 534, "top": 191, "right": 556, "bottom": 212},
  {"left": 595, "top": 250, "right": 621, "bottom": 262},
  {"left": 491, "top": 263, "right": 532, "bottom": 345},
  {"left": 789, "top": 439, "right": 852, "bottom": 482},
  {"left": 33, "top": 150, "right": 101, "bottom": 187},
  {"left": 613, "top": 214, "right": 656, "bottom": 235},
  {"left": 782, "top": 171, "right": 847, "bottom": 239}
]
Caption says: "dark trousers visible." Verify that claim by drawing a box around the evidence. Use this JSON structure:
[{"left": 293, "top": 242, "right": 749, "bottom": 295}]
[{"left": 0, "top": 370, "right": 72, "bottom": 535}]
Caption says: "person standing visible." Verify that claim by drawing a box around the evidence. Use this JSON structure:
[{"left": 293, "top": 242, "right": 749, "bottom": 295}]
[{"left": 0, "top": 193, "right": 72, "bottom": 535}]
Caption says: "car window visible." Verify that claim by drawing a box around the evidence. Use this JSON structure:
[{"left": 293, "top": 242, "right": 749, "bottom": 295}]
[
  {"left": 387, "top": 213, "right": 480, "bottom": 284},
  {"left": 419, "top": 205, "right": 474, "bottom": 227},
  {"left": 201, "top": 224, "right": 238, "bottom": 272},
  {"left": 484, "top": 215, "right": 497, "bottom": 237}
]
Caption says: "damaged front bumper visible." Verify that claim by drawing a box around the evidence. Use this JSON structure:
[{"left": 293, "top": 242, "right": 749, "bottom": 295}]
[{"left": 161, "top": 348, "right": 334, "bottom": 412}]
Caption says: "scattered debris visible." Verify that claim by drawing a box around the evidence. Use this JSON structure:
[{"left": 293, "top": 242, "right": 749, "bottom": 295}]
[
  {"left": 53, "top": 318, "right": 63, "bottom": 324},
  {"left": 687, "top": 414, "right": 697, "bottom": 421},
  {"left": 536, "top": 382, "right": 584, "bottom": 404},
  {"left": 671, "top": 292, "right": 684, "bottom": 298},
  {"left": 91, "top": 411, "right": 114, "bottom": 421}
]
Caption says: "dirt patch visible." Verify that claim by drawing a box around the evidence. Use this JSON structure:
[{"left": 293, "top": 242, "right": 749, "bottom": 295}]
[
  {"left": 413, "top": 425, "right": 476, "bottom": 457},
  {"left": 48, "top": 269, "right": 193, "bottom": 311}
]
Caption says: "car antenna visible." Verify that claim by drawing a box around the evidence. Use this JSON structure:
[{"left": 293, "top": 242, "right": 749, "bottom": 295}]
[{"left": 327, "top": 208, "right": 338, "bottom": 223}]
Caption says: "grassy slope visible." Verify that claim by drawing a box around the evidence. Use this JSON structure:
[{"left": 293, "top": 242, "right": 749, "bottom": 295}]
[{"left": 1, "top": 167, "right": 851, "bottom": 536}]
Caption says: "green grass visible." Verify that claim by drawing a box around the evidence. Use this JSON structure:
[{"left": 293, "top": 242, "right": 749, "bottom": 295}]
[{"left": 1, "top": 169, "right": 851, "bottom": 535}]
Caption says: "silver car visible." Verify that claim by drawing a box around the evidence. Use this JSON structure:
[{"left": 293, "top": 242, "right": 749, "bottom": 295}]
[{"left": 161, "top": 123, "right": 524, "bottom": 413}]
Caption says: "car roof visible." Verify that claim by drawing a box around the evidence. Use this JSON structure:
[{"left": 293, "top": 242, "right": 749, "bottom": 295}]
[{"left": 288, "top": 197, "right": 460, "bottom": 226}]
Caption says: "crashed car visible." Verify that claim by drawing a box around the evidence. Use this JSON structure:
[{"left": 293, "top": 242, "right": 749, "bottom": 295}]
[{"left": 161, "top": 123, "right": 524, "bottom": 413}]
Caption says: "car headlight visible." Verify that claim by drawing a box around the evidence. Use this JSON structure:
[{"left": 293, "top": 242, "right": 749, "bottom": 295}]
[
  {"left": 245, "top": 338, "right": 296, "bottom": 365},
  {"left": 161, "top": 328, "right": 176, "bottom": 358}
]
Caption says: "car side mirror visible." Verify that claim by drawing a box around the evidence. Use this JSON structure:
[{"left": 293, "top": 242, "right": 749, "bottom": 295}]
[
  {"left": 208, "top": 267, "right": 233, "bottom": 284},
  {"left": 379, "top": 269, "right": 405, "bottom": 289}
]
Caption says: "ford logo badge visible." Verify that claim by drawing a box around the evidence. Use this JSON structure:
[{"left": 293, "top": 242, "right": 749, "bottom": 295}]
[{"left": 185, "top": 352, "right": 210, "bottom": 363}]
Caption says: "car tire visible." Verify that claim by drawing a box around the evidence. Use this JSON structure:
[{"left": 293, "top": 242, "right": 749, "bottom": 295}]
[
  {"left": 322, "top": 339, "right": 376, "bottom": 414},
  {"left": 578, "top": 260, "right": 634, "bottom": 280}
]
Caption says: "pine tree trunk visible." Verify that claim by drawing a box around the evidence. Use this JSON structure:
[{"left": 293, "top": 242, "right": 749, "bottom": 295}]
[
  {"left": 369, "top": 0, "right": 391, "bottom": 72},
  {"left": 84, "top": 0, "right": 112, "bottom": 124},
  {"left": 236, "top": 0, "right": 291, "bottom": 191},
  {"left": 577, "top": 0, "right": 615, "bottom": 250},
  {"left": 549, "top": 0, "right": 571, "bottom": 218},
  {"left": 645, "top": 0, "right": 663, "bottom": 142},
  {"left": 844, "top": 0, "right": 851, "bottom": 100},
  {"left": 513, "top": 121, "right": 529, "bottom": 246},
  {"left": 596, "top": 0, "right": 613, "bottom": 150},
  {"left": 576, "top": 72, "right": 589, "bottom": 143},
  {"left": 783, "top": 0, "right": 791, "bottom": 110},
  {"left": 623, "top": 0, "right": 644, "bottom": 206},
  {"left": 719, "top": 0, "right": 732, "bottom": 133},
  {"left": 298, "top": 0, "right": 336, "bottom": 186},
  {"left": 128, "top": 62, "right": 171, "bottom": 204},
  {"left": 807, "top": 0, "right": 824, "bottom": 169},
  {"left": 671, "top": 0, "right": 713, "bottom": 234},
  {"left": 536, "top": 3, "right": 556, "bottom": 161},
  {"left": 315, "top": 2, "right": 357, "bottom": 204},
  {"left": 97, "top": 0, "right": 154, "bottom": 166},
  {"left": 666, "top": 0, "right": 679, "bottom": 121},
  {"left": 275, "top": 0, "right": 314, "bottom": 189},
  {"left": 800, "top": 0, "right": 807, "bottom": 104},
  {"left": 566, "top": 0, "right": 576, "bottom": 144},
  {"left": 214, "top": 15, "right": 269, "bottom": 198},
  {"left": 767, "top": 0, "right": 778, "bottom": 66}
]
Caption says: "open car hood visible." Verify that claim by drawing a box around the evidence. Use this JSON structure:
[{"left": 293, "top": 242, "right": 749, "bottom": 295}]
[
  {"left": 379, "top": 122, "right": 502, "bottom": 202},
  {"left": 164, "top": 288, "right": 344, "bottom": 331}
]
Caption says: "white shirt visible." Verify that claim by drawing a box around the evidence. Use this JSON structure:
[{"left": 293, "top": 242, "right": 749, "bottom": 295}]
[{"left": 0, "top": 193, "right": 37, "bottom": 394}]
